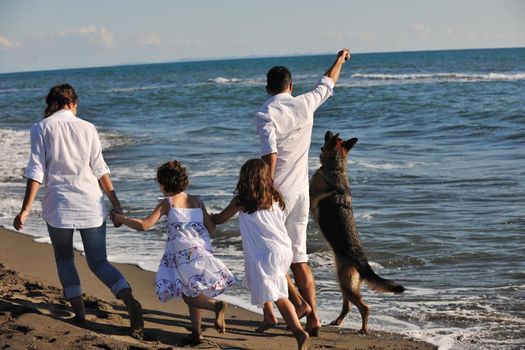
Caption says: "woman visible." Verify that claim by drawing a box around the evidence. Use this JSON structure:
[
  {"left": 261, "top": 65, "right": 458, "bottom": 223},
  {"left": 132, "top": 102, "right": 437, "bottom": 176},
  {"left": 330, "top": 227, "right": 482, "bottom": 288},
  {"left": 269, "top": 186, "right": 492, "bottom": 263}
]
[{"left": 13, "top": 84, "right": 144, "bottom": 338}]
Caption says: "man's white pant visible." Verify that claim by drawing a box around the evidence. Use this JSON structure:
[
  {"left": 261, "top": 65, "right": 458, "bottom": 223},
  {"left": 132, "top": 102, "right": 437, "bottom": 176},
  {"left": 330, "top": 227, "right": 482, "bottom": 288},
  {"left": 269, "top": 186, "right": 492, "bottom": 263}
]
[{"left": 282, "top": 189, "right": 310, "bottom": 264}]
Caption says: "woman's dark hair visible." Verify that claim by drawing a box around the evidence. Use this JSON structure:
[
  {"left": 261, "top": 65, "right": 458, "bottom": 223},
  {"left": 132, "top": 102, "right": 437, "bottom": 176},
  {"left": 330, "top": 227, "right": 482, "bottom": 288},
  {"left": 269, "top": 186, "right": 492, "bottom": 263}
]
[
  {"left": 235, "top": 158, "right": 285, "bottom": 214},
  {"left": 266, "top": 66, "right": 292, "bottom": 94},
  {"left": 44, "top": 84, "right": 78, "bottom": 118},
  {"left": 156, "top": 160, "right": 189, "bottom": 194}
]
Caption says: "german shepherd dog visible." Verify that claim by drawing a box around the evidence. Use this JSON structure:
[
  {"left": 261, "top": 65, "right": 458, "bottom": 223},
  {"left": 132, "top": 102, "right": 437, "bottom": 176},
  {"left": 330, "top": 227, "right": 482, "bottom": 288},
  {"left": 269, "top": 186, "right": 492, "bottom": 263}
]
[{"left": 310, "top": 131, "right": 405, "bottom": 334}]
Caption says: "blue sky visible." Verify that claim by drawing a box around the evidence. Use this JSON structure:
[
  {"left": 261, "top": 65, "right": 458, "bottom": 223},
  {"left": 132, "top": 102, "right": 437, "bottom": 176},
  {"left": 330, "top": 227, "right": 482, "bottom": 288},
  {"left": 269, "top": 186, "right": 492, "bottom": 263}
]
[{"left": 0, "top": 0, "right": 524, "bottom": 73}]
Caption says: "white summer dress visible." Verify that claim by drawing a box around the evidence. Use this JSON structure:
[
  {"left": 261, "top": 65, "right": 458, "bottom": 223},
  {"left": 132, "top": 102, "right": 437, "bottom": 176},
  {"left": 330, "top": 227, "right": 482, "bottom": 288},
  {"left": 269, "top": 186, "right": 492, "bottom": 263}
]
[
  {"left": 238, "top": 203, "right": 293, "bottom": 305},
  {"left": 155, "top": 197, "right": 236, "bottom": 302}
]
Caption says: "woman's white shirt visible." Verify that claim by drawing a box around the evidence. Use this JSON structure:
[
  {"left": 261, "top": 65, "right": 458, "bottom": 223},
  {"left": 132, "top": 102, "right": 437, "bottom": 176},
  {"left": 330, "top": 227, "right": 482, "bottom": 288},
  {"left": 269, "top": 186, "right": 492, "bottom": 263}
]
[{"left": 24, "top": 109, "right": 110, "bottom": 228}]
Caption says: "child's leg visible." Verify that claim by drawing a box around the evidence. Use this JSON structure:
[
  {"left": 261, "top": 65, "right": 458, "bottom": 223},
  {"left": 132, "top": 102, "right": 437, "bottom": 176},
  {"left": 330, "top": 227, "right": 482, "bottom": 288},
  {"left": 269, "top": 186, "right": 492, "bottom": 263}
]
[
  {"left": 182, "top": 294, "right": 227, "bottom": 333},
  {"left": 255, "top": 301, "right": 279, "bottom": 332},
  {"left": 179, "top": 305, "right": 204, "bottom": 346},
  {"left": 188, "top": 305, "right": 202, "bottom": 335},
  {"left": 275, "top": 298, "right": 309, "bottom": 350}
]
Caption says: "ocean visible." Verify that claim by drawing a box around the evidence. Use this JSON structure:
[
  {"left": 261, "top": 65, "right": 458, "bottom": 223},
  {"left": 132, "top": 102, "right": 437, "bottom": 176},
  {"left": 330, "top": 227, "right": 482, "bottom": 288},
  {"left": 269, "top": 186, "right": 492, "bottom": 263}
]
[{"left": 0, "top": 47, "right": 524, "bottom": 350}]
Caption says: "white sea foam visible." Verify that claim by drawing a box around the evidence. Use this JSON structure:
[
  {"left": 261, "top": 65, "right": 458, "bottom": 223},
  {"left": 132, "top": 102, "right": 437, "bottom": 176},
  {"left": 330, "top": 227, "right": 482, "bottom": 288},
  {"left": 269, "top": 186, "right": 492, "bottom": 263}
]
[
  {"left": 351, "top": 72, "right": 525, "bottom": 81},
  {"left": 356, "top": 159, "right": 419, "bottom": 170},
  {"left": 209, "top": 77, "right": 242, "bottom": 84},
  {"left": 0, "top": 128, "right": 30, "bottom": 183},
  {"left": 0, "top": 87, "right": 41, "bottom": 94},
  {"left": 98, "top": 130, "right": 136, "bottom": 150},
  {"left": 206, "top": 76, "right": 263, "bottom": 86}
]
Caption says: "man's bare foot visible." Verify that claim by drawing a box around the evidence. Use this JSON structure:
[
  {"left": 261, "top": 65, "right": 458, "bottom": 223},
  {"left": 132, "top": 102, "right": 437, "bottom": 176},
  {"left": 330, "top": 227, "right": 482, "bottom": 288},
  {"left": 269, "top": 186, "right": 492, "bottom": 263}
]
[
  {"left": 305, "top": 313, "right": 321, "bottom": 337},
  {"left": 294, "top": 329, "right": 309, "bottom": 350},
  {"left": 214, "top": 301, "right": 227, "bottom": 333}
]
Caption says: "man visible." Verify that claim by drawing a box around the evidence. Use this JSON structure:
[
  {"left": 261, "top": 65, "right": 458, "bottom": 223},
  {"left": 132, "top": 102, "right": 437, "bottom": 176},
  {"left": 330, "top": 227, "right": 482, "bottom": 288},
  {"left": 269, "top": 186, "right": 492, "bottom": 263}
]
[{"left": 254, "top": 48, "right": 350, "bottom": 335}]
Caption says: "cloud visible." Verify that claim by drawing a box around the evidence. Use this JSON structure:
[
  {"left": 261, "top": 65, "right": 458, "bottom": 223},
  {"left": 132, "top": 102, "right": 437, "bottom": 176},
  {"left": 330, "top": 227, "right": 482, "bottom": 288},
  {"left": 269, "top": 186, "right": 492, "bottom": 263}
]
[
  {"left": 412, "top": 23, "right": 432, "bottom": 40},
  {"left": 137, "top": 33, "right": 162, "bottom": 45},
  {"left": 0, "top": 34, "right": 21, "bottom": 49},
  {"left": 38, "top": 26, "right": 114, "bottom": 47}
]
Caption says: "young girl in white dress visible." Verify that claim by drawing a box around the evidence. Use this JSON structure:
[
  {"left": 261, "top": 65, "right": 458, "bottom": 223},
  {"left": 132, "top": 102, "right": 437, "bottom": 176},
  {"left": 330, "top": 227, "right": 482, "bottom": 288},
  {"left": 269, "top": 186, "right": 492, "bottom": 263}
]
[
  {"left": 212, "top": 158, "right": 309, "bottom": 350},
  {"left": 112, "top": 160, "right": 236, "bottom": 345}
]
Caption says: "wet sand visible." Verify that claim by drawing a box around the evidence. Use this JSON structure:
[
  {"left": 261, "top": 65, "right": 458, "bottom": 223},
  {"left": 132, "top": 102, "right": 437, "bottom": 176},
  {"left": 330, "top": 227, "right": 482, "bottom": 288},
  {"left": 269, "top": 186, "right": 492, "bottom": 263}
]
[{"left": 0, "top": 227, "right": 436, "bottom": 349}]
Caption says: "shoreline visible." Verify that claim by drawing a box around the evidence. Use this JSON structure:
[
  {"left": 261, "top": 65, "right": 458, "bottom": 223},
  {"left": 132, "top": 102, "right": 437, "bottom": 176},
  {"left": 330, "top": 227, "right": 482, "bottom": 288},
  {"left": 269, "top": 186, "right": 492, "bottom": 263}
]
[{"left": 0, "top": 227, "right": 436, "bottom": 349}]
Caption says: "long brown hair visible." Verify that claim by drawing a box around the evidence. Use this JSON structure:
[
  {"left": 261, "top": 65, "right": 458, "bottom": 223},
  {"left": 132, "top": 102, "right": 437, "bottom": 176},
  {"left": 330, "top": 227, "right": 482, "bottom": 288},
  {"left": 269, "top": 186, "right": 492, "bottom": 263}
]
[
  {"left": 44, "top": 84, "right": 78, "bottom": 118},
  {"left": 235, "top": 158, "right": 285, "bottom": 214}
]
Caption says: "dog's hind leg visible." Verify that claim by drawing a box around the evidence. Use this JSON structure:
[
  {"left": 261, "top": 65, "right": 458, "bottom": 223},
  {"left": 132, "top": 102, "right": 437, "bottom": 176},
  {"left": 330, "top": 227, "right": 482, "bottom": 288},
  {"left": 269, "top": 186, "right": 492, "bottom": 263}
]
[
  {"left": 335, "top": 258, "right": 370, "bottom": 334},
  {"left": 347, "top": 289, "right": 370, "bottom": 334},
  {"left": 330, "top": 257, "right": 354, "bottom": 326}
]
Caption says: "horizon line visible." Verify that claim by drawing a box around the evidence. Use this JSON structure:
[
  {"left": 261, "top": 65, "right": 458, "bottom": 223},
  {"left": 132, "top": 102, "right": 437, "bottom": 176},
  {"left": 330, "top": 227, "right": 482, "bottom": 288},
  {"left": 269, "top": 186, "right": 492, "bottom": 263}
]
[{"left": 1, "top": 46, "right": 523, "bottom": 76}]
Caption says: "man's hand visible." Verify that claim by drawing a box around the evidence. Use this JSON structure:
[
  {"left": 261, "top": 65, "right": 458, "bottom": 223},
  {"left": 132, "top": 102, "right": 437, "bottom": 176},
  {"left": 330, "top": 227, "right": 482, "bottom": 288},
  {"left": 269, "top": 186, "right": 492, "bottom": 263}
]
[
  {"left": 325, "top": 47, "right": 351, "bottom": 85},
  {"left": 338, "top": 48, "right": 350, "bottom": 62},
  {"left": 13, "top": 209, "right": 29, "bottom": 231}
]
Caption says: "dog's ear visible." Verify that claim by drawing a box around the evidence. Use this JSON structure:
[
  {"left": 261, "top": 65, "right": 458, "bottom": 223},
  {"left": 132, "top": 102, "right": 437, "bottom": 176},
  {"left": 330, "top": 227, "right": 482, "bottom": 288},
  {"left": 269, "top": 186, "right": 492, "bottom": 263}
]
[
  {"left": 343, "top": 138, "right": 358, "bottom": 151},
  {"left": 325, "top": 132, "right": 340, "bottom": 150},
  {"left": 324, "top": 131, "right": 334, "bottom": 142}
]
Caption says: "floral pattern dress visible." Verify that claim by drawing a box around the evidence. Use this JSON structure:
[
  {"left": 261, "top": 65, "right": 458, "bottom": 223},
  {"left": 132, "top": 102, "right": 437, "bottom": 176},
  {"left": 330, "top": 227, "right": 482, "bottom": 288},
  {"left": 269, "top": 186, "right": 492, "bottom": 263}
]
[{"left": 155, "top": 198, "right": 236, "bottom": 302}]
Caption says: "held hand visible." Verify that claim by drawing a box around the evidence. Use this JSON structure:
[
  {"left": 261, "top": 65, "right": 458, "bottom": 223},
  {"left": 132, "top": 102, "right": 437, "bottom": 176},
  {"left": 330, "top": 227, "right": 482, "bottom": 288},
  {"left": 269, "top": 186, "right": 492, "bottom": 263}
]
[
  {"left": 338, "top": 48, "right": 350, "bottom": 62},
  {"left": 111, "top": 207, "right": 123, "bottom": 228},
  {"left": 13, "top": 210, "right": 29, "bottom": 231}
]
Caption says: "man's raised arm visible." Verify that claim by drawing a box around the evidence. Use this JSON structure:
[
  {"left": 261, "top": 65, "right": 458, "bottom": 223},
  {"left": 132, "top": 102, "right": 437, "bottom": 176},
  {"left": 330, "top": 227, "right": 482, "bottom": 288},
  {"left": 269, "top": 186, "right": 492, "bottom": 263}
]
[{"left": 324, "top": 48, "right": 350, "bottom": 85}]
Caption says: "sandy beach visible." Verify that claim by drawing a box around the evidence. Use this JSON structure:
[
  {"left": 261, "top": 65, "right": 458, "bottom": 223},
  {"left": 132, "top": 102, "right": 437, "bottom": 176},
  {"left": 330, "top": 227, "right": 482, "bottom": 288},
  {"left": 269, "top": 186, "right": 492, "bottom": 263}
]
[{"left": 0, "top": 227, "right": 435, "bottom": 349}]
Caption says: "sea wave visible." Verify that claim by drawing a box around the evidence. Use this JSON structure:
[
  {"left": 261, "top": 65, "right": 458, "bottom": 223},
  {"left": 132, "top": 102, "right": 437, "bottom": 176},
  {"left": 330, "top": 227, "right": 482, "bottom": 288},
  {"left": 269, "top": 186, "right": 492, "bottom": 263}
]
[
  {"left": 0, "top": 128, "right": 30, "bottom": 184},
  {"left": 355, "top": 159, "right": 419, "bottom": 170},
  {"left": 351, "top": 72, "right": 525, "bottom": 81},
  {"left": 109, "top": 84, "right": 178, "bottom": 93},
  {"left": 207, "top": 76, "right": 263, "bottom": 86},
  {"left": 0, "top": 87, "right": 42, "bottom": 94},
  {"left": 0, "top": 127, "right": 136, "bottom": 185},
  {"left": 209, "top": 77, "right": 243, "bottom": 84}
]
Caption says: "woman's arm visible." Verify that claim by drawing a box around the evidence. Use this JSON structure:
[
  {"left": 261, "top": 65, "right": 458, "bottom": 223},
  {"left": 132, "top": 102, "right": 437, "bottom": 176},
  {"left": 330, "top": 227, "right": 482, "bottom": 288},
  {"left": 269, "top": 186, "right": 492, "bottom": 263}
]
[
  {"left": 13, "top": 179, "right": 41, "bottom": 231},
  {"left": 112, "top": 199, "right": 167, "bottom": 232},
  {"left": 99, "top": 174, "right": 121, "bottom": 211},
  {"left": 210, "top": 197, "right": 241, "bottom": 225}
]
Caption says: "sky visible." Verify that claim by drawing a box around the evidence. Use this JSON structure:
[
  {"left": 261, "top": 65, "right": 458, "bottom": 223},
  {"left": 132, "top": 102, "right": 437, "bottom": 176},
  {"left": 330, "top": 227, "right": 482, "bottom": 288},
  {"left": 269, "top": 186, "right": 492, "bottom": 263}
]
[{"left": 0, "top": 0, "right": 524, "bottom": 73}]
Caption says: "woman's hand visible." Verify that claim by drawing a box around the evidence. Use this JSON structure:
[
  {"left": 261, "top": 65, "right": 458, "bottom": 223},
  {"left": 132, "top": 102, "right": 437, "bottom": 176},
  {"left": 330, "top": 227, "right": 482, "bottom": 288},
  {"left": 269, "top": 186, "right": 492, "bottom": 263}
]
[
  {"left": 111, "top": 207, "right": 123, "bottom": 228},
  {"left": 13, "top": 209, "right": 30, "bottom": 231}
]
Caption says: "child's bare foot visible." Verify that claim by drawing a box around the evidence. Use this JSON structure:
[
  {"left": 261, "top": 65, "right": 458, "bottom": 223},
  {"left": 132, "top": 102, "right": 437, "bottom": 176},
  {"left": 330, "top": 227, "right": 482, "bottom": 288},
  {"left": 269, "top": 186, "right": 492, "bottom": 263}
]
[
  {"left": 214, "top": 301, "right": 227, "bottom": 333},
  {"left": 180, "top": 332, "right": 203, "bottom": 346},
  {"left": 295, "top": 303, "right": 312, "bottom": 320},
  {"left": 294, "top": 329, "right": 309, "bottom": 350},
  {"left": 255, "top": 316, "right": 278, "bottom": 333}
]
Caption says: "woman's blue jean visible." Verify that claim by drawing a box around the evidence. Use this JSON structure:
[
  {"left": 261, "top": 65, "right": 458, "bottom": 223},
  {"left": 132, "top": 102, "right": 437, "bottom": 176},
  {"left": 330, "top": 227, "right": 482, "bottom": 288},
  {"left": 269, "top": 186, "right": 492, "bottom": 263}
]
[{"left": 47, "top": 222, "right": 130, "bottom": 299}]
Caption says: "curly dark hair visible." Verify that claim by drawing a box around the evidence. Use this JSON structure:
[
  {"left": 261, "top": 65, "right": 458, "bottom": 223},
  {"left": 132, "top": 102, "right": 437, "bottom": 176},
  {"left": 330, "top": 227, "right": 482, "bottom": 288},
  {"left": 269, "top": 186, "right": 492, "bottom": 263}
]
[
  {"left": 156, "top": 160, "right": 189, "bottom": 194},
  {"left": 235, "top": 158, "right": 285, "bottom": 214}
]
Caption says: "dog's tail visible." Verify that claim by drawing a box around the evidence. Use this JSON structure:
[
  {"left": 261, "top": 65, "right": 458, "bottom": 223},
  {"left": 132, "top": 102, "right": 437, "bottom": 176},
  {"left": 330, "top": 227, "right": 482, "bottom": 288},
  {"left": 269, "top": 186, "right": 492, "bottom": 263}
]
[{"left": 359, "top": 262, "right": 405, "bottom": 294}]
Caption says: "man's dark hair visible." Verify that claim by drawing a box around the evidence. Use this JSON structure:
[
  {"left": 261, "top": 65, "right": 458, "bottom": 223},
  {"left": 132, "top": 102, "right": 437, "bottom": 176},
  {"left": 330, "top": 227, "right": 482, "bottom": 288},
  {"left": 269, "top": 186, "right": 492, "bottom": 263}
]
[{"left": 266, "top": 66, "right": 292, "bottom": 94}]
